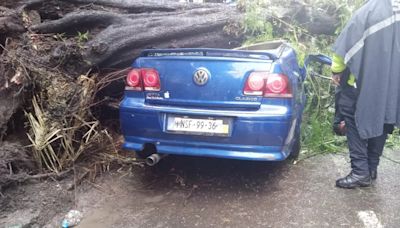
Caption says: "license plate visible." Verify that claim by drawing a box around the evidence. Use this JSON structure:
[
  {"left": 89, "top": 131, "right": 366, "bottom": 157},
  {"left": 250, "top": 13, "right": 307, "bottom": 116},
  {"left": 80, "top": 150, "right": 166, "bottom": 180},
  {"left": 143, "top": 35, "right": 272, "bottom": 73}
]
[{"left": 166, "top": 115, "right": 231, "bottom": 136}]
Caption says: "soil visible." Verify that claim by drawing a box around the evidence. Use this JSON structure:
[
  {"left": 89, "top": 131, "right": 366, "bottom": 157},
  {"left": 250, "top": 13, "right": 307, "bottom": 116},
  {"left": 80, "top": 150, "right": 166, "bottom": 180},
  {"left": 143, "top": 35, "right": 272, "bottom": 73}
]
[
  {"left": 0, "top": 141, "right": 35, "bottom": 192},
  {"left": 0, "top": 178, "right": 74, "bottom": 227},
  {"left": 2, "top": 151, "right": 400, "bottom": 227}
]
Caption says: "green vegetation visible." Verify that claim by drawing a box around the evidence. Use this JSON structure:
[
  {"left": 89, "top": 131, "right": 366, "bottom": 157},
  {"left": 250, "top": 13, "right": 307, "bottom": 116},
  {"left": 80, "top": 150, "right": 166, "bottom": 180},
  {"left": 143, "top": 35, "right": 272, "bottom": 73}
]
[
  {"left": 334, "top": 0, "right": 365, "bottom": 34},
  {"left": 77, "top": 31, "right": 90, "bottom": 49},
  {"left": 77, "top": 31, "right": 90, "bottom": 43},
  {"left": 387, "top": 129, "right": 400, "bottom": 149}
]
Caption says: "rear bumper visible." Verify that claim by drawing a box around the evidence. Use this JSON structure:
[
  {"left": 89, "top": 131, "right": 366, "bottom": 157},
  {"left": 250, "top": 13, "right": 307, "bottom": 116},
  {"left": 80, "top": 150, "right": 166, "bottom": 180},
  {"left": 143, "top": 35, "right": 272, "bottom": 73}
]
[
  {"left": 120, "top": 98, "right": 297, "bottom": 161},
  {"left": 123, "top": 136, "right": 291, "bottom": 161}
]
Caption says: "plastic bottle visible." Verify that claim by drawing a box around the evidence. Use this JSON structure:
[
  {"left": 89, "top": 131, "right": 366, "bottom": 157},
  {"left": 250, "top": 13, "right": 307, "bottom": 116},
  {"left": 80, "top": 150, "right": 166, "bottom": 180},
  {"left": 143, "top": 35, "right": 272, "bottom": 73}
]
[{"left": 61, "top": 210, "right": 83, "bottom": 228}]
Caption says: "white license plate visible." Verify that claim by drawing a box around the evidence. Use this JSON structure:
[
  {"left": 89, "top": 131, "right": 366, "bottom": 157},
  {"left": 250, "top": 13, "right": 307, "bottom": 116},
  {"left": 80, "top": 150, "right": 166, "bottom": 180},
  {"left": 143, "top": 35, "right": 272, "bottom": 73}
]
[{"left": 167, "top": 116, "right": 230, "bottom": 136}]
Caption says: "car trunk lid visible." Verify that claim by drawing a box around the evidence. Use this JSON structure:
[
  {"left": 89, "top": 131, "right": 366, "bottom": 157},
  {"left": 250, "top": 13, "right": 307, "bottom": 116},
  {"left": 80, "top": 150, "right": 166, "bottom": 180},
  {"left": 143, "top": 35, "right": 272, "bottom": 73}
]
[{"left": 137, "top": 49, "right": 275, "bottom": 110}]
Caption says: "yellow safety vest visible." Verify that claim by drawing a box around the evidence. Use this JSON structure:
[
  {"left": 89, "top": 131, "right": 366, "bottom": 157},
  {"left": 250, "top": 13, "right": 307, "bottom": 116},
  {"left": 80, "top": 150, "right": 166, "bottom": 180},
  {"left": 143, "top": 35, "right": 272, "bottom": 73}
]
[{"left": 331, "top": 53, "right": 355, "bottom": 86}]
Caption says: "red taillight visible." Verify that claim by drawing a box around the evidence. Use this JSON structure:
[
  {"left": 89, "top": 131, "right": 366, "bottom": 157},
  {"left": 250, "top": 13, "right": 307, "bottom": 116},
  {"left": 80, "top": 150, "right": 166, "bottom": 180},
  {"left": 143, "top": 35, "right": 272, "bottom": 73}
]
[
  {"left": 125, "top": 68, "right": 160, "bottom": 91},
  {"left": 142, "top": 68, "right": 160, "bottom": 91},
  {"left": 243, "top": 72, "right": 292, "bottom": 98},
  {"left": 264, "top": 74, "right": 291, "bottom": 97},
  {"left": 244, "top": 72, "right": 266, "bottom": 96},
  {"left": 126, "top": 69, "right": 142, "bottom": 91}
]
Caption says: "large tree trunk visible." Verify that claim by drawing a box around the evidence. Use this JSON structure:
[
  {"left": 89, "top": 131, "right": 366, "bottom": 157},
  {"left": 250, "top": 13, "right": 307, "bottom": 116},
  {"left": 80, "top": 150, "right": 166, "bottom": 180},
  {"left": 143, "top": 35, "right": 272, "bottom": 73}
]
[
  {"left": 17, "top": 0, "right": 339, "bottom": 68},
  {"left": 25, "top": 0, "right": 243, "bottom": 68}
]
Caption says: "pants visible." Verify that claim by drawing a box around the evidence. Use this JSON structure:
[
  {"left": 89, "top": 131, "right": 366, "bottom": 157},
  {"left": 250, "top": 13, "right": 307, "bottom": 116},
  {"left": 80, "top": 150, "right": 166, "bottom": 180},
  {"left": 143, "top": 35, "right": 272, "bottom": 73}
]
[{"left": 338, "top": 86, "right": 388, "bottom": 176}]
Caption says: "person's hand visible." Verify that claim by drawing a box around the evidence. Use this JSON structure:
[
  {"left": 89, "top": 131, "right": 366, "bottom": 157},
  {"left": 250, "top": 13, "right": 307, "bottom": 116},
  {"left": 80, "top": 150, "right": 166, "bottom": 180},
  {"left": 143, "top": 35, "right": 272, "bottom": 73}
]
[{"left": 332, "top": 74, "right": 341, "bottom": 86}]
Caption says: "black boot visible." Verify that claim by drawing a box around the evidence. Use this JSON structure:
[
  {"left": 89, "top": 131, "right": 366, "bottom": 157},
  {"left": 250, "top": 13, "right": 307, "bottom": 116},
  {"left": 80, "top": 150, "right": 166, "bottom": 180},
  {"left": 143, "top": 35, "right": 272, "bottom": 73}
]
[
  {"left": 336, "top": 172, "right": 371, "bottom": 189},
  {"left": 370, "top": 170, "right": 377, "bottom": 180}
]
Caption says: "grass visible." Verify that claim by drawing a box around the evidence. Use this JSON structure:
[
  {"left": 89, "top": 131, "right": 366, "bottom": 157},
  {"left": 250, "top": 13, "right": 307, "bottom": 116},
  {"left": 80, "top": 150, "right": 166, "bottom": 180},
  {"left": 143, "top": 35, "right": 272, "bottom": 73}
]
[
  {"left": 300, "top": 57, "right": 348, "bottom": 155},
  {"left": 386, "top": 129, "right": 400, "bottom": 150}
]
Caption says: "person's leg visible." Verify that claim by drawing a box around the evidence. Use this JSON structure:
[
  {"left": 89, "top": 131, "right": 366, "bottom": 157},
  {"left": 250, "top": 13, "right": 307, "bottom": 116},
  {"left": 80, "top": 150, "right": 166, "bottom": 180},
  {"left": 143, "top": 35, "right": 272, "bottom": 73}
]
[
  {"left": 343, "top": 113, "right": 370, "bottom": 177},
  {"left": 336, "top": 87, "right": 371, "bottom": 188},
  {"left": 367, "top": 133, "right": 387, "bottom": 179}
]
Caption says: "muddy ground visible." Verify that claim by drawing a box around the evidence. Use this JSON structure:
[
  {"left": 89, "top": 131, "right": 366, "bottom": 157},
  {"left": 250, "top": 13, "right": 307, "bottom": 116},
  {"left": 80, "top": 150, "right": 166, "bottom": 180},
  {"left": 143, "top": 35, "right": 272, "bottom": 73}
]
[{"left": 1, "top": 150, "right": 400, "bottom": 228}]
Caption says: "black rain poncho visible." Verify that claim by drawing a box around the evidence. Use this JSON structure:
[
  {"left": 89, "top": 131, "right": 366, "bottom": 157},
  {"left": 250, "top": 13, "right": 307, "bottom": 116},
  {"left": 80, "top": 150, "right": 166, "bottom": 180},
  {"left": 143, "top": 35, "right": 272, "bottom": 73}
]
[{"left": 333, "top": 0, "right": 400, "bottom": 139}]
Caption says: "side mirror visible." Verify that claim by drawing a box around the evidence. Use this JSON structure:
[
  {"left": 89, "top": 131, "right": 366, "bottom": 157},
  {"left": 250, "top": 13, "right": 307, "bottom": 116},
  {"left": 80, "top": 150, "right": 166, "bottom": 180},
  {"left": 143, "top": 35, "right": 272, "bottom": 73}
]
[{"left": 301, "top": 54, "right": 332, "bottom": 81}]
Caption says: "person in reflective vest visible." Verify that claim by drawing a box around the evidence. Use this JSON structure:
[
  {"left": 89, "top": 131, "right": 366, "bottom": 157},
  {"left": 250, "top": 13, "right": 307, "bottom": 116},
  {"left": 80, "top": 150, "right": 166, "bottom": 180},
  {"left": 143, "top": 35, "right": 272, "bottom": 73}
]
[{"left": 332, "top": 0, "right": 398, "bottom": 189}]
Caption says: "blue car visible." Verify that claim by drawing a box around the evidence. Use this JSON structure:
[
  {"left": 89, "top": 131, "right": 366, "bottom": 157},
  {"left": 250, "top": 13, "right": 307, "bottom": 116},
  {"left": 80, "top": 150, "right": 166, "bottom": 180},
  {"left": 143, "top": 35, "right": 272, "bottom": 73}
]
[{"left": 120, "top": 41, "right": 330, "bottom": 165}]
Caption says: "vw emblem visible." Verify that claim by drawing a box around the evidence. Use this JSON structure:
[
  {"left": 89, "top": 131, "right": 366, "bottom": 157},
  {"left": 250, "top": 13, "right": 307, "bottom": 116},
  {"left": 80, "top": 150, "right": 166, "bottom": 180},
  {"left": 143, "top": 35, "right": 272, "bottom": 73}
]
[{"left": 193, "top": 69, "right": 209, "bottom": 86}]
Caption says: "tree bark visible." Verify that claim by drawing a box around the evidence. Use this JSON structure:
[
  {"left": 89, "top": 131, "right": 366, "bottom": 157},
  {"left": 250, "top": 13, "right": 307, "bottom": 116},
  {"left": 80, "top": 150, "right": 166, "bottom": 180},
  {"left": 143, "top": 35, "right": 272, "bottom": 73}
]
[{"left": 20, "top": 0, "right": 339, "bottom": 68}]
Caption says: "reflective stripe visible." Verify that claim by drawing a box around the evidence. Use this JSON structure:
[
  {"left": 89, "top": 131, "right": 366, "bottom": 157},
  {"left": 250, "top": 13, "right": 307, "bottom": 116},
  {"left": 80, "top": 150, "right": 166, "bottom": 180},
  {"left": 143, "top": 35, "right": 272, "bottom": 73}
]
[
  {"left": 393, "top": 0, "right": 400, "bottom": 17},
  {"left": 344, "top": 13, "right": 400, "bottom": 64}
]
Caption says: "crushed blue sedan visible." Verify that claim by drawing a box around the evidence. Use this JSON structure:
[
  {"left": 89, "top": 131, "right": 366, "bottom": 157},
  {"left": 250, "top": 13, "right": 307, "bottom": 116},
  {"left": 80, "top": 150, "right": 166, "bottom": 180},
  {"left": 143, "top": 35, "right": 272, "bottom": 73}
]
[{"left": 120, "top": 40, "right": 330, "bottom": 165}]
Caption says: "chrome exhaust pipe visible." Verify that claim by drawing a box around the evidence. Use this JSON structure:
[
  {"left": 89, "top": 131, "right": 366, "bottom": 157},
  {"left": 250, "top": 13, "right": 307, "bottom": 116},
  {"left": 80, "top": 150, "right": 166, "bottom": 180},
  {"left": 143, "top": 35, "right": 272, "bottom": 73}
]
[{"left": 146, "top": 153, "right": 167, "bottom": 166}]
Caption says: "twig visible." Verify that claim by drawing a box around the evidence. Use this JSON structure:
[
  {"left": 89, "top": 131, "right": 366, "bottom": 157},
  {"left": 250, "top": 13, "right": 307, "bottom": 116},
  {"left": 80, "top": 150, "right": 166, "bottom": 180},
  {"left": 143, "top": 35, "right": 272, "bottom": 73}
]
[
  {"left": 8, "top": 163, "right": 13, "bottom": 175},
  {"left": 27, "top": 169, "right": 72, "bottom": 179},
  {"left": 296, "top": 151, "right": 347, "bottom": 162},
  {"left": 382, "top": 155, "right": 400, "bottom": 165},
  {"left": 104, "top": 130, "right": 118, "bottom": 154},
  {"left": 83, "top": 179, "right": 108, "bottom": 193},
  {"left": 183, "top": 185, "right": 198, "bottom": 206},
  {"left": 101, "top": 153, "right": 144, "bottom": 167},
  {"left": 310, "top": 71, "right": 333, "bottom": 80},
  {"left": 67, "top": 168, "right": 90, "bottom": 191},
  {"left": 268, "top": 13, "right": 315, "bottom": 39},
  {"left": 295, "top": 153, "right": 321, "bottom": 162},
  {"left": 73, "top": 163, "right": 77, "bottom": 208},
  {"left": 3, "top": 169, "right": 72, "bottom": 184}
]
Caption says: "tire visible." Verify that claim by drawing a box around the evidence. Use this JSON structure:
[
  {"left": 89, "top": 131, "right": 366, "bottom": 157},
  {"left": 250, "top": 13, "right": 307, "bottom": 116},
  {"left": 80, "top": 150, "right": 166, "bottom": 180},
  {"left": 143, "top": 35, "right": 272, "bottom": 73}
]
[{"left": 288, "top": 132, "right": 301, "bottom": 160}]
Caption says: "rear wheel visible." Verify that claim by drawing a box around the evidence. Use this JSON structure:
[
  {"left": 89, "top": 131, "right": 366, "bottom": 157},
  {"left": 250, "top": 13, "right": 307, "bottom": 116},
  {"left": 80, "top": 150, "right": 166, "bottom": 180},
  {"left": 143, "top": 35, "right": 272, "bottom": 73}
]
[{"left": 288, "top": 132, "right": 301, "bottom": 160}]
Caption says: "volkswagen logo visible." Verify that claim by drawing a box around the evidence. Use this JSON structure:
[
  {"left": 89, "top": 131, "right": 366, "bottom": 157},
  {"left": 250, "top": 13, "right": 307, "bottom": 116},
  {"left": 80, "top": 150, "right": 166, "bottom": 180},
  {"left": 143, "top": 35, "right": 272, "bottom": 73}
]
[{"left": 193, "top": 69, "right": 209, "bottom": 86}]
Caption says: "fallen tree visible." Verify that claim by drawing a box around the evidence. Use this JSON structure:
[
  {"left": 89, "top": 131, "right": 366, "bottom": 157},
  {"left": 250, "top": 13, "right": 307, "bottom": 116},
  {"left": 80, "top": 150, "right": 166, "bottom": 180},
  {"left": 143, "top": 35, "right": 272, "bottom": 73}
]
[
  {"left": 0, "top": 0, "right": 341, "bottom": 188},
  {"left": 25, "top": 0, "right": 244, "bottom": 68},
  {"left": 0, "top": 0, "right": 245, "bottom": 130},
  {"left": 10, "top": 0, "right": 339, "bottom": 69},
  {"left": 0, "top": 0, "right": 341, "bottom": 125}
]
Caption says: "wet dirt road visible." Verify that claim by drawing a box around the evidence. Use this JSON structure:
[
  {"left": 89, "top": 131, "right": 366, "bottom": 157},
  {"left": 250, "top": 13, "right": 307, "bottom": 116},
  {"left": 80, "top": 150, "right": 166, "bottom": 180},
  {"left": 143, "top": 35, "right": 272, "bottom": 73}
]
[{"left": 66, "top": 150, "right": 400, "bottom": 228}]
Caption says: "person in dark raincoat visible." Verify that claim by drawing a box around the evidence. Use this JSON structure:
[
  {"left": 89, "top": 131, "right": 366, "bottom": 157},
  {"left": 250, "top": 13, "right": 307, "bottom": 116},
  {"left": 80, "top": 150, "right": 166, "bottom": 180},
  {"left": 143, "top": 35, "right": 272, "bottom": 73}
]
[{"left": 332, "top": 0, "right": 399, "bottom": 188}]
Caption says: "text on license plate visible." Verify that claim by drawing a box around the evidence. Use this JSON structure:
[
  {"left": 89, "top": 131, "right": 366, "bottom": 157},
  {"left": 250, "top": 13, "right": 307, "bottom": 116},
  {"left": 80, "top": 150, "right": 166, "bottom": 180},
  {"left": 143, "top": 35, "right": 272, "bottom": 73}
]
[{"left": 167, "top": 116, "right": 230, "bottom": 135}]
